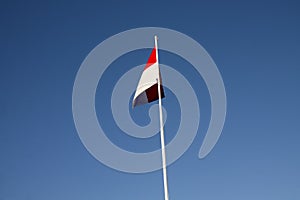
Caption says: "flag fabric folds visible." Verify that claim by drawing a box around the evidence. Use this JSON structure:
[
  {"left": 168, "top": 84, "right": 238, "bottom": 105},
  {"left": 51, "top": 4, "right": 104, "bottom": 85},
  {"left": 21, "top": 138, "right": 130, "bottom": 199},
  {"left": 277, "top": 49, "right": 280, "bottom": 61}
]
[{"left": 132, "top": 47, "right": 165, "bottom": 107}]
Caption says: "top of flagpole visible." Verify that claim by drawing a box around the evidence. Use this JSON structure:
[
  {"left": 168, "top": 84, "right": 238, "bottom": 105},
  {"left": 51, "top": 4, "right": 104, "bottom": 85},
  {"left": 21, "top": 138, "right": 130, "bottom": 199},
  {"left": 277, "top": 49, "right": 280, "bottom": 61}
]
[
  {"left": 154, "top": 35, "right": 158, "bottom": 47},
  {"left": 154, "top": 36, "right": 159, "bottom": 64}
]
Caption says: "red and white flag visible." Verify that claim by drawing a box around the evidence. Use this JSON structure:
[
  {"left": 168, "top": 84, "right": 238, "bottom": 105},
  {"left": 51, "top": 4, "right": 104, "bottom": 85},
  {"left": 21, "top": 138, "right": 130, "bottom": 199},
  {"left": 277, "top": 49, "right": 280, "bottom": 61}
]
[
  {"left": 133, "top": 37, "right": 169, "bottom": 200},
  {"left": 132, "top": 46, "right": 165, "bottom": 107}
]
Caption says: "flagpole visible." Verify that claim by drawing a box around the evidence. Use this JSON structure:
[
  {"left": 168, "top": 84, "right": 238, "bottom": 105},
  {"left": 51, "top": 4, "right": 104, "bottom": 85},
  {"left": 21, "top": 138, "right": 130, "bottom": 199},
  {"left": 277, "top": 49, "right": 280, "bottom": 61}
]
[{"left": 155, "top": 35, "right": 169, "bottom": 200}]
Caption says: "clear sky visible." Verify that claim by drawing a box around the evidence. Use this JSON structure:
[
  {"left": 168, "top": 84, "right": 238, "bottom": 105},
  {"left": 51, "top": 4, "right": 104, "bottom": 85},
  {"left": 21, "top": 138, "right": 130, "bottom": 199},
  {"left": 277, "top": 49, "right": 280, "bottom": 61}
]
[{"left": 1, "top": 0, "right": 300, "bottom": 199}]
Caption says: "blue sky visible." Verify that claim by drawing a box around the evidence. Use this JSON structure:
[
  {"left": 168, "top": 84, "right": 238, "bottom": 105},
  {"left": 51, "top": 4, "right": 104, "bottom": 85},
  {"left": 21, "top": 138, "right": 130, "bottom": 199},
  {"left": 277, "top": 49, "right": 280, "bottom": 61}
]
[{"left": 1, "top": 0, "right": 300, "bottom": 199}]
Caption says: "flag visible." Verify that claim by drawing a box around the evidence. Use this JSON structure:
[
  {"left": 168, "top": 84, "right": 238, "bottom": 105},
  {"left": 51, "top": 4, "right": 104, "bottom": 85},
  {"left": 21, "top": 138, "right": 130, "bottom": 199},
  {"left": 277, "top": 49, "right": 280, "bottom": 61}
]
[
  {"left": 132, "top": 37, "right": 170, "bottom": 200},
  {"left": 132, "top": 47, "right": 165, "bottom": 107}
]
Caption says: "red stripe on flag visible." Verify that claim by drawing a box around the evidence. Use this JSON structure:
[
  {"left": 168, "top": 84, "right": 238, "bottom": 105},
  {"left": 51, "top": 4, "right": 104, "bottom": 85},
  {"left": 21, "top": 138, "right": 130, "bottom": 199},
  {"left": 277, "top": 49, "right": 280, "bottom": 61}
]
[{"left": 144, "top": 48, "right": 157, "bottom": 70}]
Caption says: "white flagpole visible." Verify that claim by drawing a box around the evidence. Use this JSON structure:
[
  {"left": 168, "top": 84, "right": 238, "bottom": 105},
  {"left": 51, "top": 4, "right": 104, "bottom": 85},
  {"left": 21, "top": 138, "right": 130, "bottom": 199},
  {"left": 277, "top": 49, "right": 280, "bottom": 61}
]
[{"left": 155, "top": 35, "right": 169, "bottom": 200}]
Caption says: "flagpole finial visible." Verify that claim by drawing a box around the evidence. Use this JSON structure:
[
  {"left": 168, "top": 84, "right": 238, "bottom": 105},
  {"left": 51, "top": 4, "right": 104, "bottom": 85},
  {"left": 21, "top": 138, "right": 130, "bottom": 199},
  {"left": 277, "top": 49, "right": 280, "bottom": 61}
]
[{"left": 154, "top": 36, "right": 158, "bottom": 51}]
